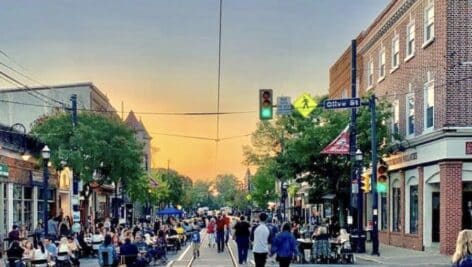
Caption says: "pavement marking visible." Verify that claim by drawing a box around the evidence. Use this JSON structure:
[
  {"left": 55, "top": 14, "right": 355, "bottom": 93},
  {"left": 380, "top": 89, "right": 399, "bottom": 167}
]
[{"left": 227, "top": 239, "right": 238, "bottom": 267}]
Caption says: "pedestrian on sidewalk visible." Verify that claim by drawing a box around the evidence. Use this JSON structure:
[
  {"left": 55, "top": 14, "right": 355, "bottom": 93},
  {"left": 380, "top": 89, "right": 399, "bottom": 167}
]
[
  {"left": 216, "top": 214, "right": 226, "bottom": 253},
  {"left": 270, "top": 223, "right": 297, "bottom": 267},
  {"left": 233, "top": 215, "right": 251, "bottom": 265},
  {"left": 253, "top": 212, "right": 271, "bottom": 267},
  {"left": 207, "top": 218, "right": 216, "bottom": 248},
  {"left": 452, "top": 229, "right": 472, "bottom": 267}
]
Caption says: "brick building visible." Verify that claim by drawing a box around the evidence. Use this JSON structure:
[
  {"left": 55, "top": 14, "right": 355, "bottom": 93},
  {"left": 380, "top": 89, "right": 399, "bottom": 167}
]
[{"left": 329, "top": 0, "right": 472, "bottom": 255}]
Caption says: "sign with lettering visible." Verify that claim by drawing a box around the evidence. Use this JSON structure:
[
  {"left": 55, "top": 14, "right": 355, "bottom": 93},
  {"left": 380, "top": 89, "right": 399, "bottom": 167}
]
[{"left": 324, "top": 98, "right": 361, "bottom": 109}]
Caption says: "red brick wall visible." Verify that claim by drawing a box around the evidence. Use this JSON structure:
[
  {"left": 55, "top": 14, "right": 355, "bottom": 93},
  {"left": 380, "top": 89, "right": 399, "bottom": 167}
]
[
  {"left": 445, "top": 0, "right": 472, "bottom": 127},
  {"left": 329, "top": 47, "right": 352, "bottom": 98},
  {"left": 439, "top": 161, "right": 462, "bottom": 255}
]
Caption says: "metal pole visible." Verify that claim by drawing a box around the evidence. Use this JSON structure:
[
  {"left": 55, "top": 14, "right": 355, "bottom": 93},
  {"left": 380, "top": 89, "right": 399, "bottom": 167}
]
[
  {"left": 370, "top": 95, "right": 380, "bottom": 255},
  {"left": 43, "top": 159, "right": 49, "bottom": 237},
  {"left": 350, "top": 39, "right": 364, "bottom": 252}
]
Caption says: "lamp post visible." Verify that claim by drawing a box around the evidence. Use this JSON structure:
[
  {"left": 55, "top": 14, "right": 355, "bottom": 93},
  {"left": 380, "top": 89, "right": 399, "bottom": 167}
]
[
  {"left": 281, "top": 181, "right": 288, "bottom": 222},
  {"left": 41, "top": 145, "right": 50, "bottom": 237},
  {"left": 355, "top": 149, "right": 365, "bottom": 253}
]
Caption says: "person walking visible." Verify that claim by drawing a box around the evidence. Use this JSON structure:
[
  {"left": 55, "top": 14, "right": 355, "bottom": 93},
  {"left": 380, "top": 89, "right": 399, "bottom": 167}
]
[
  {"left": 191, "top": 224, "right": 201, "bottom": 258},
  {"left": 233, "top": 216, "right": 251, "bottom": 265},
  {"left": 207, "top": 218, "right": 216, "bottom": 248},
  {"left": 215, "top": 214, "right": 226, "bottom": 253},
  {"left": 270, "top": 223, "right": 297, "bottom": 267},
  {"left": 253, "top": 212, "right": 271, "bottom": 267},
  {"left": 452, "top": 229, "right": 472, "bottom": 267}
]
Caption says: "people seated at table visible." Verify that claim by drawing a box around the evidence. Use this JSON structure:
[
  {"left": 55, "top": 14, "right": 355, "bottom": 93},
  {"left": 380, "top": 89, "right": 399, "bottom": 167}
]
[
  {"left": 91, "top": 229, "right": 104, "bottom": 256},
  {"left": 8, "top": 225, "right": 20, "bottom": 244},
  {"left": 67, "top": 235, "right": 81, "bottom": 266},
  {"left": 32, "top": 240, "right": 51, "bottom": 267},
  {"left": 22, "top": 240, "right": 34, "bottom": 261},
  {"left": 7, "top": 240, "right": 24, "bottom": 266},
  {"left": 56, "top": 236, "right": 73, "bottom": 266},
  {"left": 119, "top": 237, "right": 139, "bottom": 267},
  {"left": 19, "top": 225, "right": 29, "bottom": 241},
  {"left": 98, "top": 234, "right": 117, "bottom": 267},
  {"left": 43, "top": 237, "right": 58, "bottom": 259},
  {"left": 133, "top": 234, "right": 147, "bottom": 252},
  {"left": 336, "top": 228, "right": 350, "bottom": 244}
]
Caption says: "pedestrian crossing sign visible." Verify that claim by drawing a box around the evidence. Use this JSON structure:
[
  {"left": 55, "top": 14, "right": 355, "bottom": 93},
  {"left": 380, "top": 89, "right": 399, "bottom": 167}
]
[{"left": 293, "top": 93, "right": 317, "bottom": 118}]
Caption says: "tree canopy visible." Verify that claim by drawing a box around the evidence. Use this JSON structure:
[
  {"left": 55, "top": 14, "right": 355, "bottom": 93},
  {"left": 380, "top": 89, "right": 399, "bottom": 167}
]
[{"left": 31, "top": 112, "right": 145, "bottom": 199}]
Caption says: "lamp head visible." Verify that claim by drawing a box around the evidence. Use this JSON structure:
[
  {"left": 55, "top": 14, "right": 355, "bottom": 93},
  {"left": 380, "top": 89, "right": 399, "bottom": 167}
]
[{"left": 41, "top": 145, "right": 50, "bottom": 160}]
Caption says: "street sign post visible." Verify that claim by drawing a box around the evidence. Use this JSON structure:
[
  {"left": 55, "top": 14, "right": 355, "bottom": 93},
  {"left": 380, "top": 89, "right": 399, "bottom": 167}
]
[
  {"left": 293, "top": 93, "right": 317, "bottom": 118},
  {"left": 276, "top": 96, "right": 292, "bottom": 115},
  {"left": 324, "top": 98, "right": 361, "bottom": 109}
]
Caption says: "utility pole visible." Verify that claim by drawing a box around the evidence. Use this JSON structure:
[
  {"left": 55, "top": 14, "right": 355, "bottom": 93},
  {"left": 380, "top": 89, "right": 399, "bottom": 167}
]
[
  {"left": 370, "top": 95, "right": 380, "bottom": 255},
  {"left": 70, "top": 94, "right": 80, "bottom": 224}
]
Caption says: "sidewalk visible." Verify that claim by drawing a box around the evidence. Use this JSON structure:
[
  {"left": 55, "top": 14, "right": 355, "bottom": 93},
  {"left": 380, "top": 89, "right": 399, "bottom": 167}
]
[{"left": 356, "top": 244, "right": 451, "bottom": 266}]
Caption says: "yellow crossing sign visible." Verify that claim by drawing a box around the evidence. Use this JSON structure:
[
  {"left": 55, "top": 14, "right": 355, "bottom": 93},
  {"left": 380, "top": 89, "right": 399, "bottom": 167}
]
[{"left": 293, "top": 93, "right": 317, "bottom": 118}]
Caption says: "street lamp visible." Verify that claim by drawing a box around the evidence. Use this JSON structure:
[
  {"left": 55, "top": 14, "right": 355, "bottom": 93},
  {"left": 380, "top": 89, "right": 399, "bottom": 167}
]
[
  {"left": 41, "top": 145, "right": 50, "bottom": 237},
  {"left": 355, "top": 148, "right": 365, "bottom": 253}
]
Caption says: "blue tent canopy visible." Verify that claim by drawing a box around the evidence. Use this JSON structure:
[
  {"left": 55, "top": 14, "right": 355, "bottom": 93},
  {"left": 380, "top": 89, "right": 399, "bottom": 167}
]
[{"left": 156, "top": 207, "right": 183, "bottom": 216}]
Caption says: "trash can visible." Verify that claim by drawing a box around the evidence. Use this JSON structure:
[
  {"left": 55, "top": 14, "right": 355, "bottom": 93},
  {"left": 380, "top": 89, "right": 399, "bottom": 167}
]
[{"left": 350, "top": 230, "right": 366, "bottom": 253}]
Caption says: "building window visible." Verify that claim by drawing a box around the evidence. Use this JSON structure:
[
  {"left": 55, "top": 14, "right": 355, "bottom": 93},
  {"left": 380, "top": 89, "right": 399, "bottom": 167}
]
[
  {"left": 406, "top": 22, "right": 415, "bottom": 58},
  {"left": 391, "top": 36, "right": 400, "bottom": 70},
  {"left": 410, "top": 185, "right": 418, "bottom": 234},
  {"left": 424, "top": 1, "right": 435, "bottom": 45},
  {"left": 381, "top": 193, "right": 388, "bottom": 230},
  {"left": 424, "top": 71, "right": 434, "bottom": 130},
  {"left": 392, "top": 185, "right": 401, "bottom": 232},
  {"left": 392, "top": 100, "right": 400, "bottom": 136},
  {"left": 406, "top": 92, "right": 415, "bottom": 136},
  {"left": 367, "top": 60, "right": 374, "bottom": 88},
  {"left": 379, "top": 48, "right": 386, "bottom": 79},
  {"left": 38, "top": 188, "right": 56, "bottom": 224}
]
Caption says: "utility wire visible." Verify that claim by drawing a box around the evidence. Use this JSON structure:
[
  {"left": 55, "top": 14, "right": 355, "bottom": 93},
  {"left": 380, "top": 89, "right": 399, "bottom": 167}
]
[
  {"left": 215, "top": 0, "right": 223, "bottom": 176},
  {"left": 0, "top": 61, "right": 69, "bottom": 106},
  {"left": 0, "top": 68, "right": 67, "bottom": 107}
]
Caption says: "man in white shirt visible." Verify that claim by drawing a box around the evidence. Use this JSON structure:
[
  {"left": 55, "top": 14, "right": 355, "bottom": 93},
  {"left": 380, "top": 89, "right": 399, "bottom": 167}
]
[{"left": 252, "top": 212, "right": 270, "bottom": 267}]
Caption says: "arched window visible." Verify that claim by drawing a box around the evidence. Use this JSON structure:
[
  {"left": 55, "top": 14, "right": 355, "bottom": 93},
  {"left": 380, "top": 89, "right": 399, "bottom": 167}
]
[
  {"left": 392, "top": 179, "right": 401, "bottom": 232},
  {"left": 407, "top": 176, "right": 419, "bottom": 234}
]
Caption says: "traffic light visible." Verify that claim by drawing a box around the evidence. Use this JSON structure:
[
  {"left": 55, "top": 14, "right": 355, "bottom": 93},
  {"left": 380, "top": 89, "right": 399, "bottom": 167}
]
[
  {"left": 259, "top": 89, "right": 273, "bottom": 120},
  {"left": 377, "top": 164, "right": 388, "bottom": 193},
  {"left": 361, "top": 172, "right": 371, "bottom": 193}
]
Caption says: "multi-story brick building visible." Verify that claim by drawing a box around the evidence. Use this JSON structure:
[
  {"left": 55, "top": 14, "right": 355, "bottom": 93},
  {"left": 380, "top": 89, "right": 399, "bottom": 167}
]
[{"left": 329, "top": 0, "right": 472, "bottom": 255}]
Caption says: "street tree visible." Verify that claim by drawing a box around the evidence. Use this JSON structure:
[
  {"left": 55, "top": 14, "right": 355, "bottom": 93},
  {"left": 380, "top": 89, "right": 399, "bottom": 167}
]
[{"left": 31, "top": 112, "right": 145, "bottom": 206}]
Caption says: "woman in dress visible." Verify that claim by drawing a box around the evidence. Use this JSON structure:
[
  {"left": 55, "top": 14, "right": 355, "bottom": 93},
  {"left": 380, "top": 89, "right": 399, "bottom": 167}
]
[{"left": 22, "top": 240, "right": 34, "bottom": 261}]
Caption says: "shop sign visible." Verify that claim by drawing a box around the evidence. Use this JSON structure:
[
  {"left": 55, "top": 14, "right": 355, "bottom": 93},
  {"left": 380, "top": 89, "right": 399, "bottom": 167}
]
[
  {"left": 32, "top": 171, "right": 43, "bottom": 182},
  {"left": 0, "top": 164, "right": 8, "bottom": 177},
  {"left": 466, "top": 142, "right": 472, "bottom": 155}
]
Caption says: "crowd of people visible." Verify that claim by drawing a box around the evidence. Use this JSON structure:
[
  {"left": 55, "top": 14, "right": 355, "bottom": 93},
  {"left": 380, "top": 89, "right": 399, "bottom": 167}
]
[{"left": 1, "top": 214, "right": 204, "bottom": 267}]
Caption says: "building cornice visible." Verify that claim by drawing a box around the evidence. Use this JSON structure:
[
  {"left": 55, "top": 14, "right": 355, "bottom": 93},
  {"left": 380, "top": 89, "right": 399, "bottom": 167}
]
[{"left": 359, "top": 0, "right": 417, "bottom": 54}]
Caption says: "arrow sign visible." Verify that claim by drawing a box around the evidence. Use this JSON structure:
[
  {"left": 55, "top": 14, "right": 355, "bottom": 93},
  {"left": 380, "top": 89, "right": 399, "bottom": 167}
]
[{"left": 324, "top": 98, "right": 361, "bottom": 109}]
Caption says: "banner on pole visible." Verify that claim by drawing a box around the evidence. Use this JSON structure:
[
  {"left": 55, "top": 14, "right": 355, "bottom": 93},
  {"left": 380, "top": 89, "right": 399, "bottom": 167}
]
[{"left": 321, "top": 125, "right": 350, "bottom": 155}]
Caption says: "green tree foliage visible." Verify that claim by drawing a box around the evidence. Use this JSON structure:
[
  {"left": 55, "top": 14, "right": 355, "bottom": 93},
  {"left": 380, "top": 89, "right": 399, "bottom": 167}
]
[
  {"left": 31, "top": 112, "right": 144, "bottom": 199},
  {"left": 153, "top": 168, "right": 192, "bottom": 207},
  {"left": 214, "top": 174, "right": 240, "bottom": 207},
  {"left": 244, "top": 94, "right": 393, "bottom": 219},
  {"left": 249, "top": 160, "right": 279, "bottom": 208}
]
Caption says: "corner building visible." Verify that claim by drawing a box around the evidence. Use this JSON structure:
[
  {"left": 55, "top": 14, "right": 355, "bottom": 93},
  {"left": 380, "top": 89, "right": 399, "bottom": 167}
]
[{"left": 329, "top": 0, "right": 472, "bottom": 255}]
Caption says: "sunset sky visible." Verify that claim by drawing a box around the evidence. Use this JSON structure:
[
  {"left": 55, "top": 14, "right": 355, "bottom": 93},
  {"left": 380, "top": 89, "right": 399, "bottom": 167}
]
[{"left": 0, "top": 0, "right": 388, "bottom": 180}]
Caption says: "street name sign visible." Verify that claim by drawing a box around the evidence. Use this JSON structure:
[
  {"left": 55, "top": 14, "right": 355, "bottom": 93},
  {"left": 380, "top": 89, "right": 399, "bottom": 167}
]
[
  {"left": 324, "top": 98, "right": 361, "bottom": 109},
  {"left": 293, "top": 93, "right": 317, "bottom": 118},
  {"left": 276, "top": 96, "right": 292, "bottom": 115}
]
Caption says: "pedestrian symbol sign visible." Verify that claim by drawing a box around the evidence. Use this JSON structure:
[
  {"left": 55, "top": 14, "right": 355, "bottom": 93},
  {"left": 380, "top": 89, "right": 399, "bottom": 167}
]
[{"left": 293, "top": 93, "right": 317, "bottom": 118}]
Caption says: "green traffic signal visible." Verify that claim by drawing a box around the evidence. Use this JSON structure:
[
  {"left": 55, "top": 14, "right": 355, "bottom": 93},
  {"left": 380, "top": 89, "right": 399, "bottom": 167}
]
[
  {"left": 377, "top": 183, "right": 387, "bottom": 193},
  {"left": 261, "top": 107, "right": 272, "bottom": 119},
  {"left": 259, "top": 89, "right": 273, "bottom": 120}
]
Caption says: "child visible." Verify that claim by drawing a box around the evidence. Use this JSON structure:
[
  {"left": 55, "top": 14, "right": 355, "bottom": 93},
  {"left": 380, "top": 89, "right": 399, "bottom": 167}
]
[{"left": 192, "top": 222, "right": 201, "bottom": 258}]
